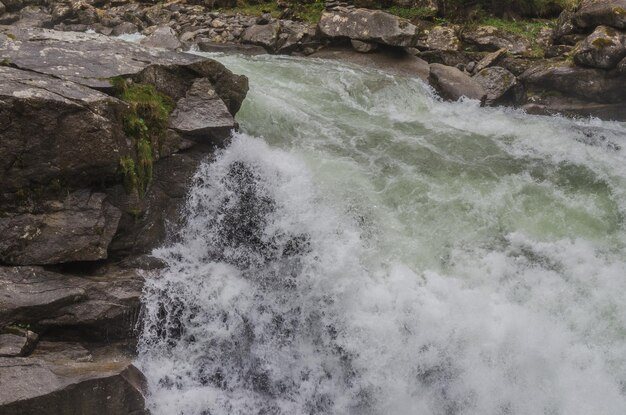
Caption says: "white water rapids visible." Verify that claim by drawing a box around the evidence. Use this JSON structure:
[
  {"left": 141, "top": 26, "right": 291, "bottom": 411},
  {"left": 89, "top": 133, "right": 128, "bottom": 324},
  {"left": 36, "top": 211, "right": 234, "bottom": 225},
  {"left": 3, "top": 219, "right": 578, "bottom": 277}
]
[{"left": 136, "top": 53, "right": 626, "bottom": 415}]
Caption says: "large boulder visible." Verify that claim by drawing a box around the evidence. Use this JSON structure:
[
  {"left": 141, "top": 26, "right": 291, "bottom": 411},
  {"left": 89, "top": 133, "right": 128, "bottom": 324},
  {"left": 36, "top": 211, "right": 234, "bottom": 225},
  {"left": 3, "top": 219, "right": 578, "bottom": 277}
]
[
  {"left": 428, "top": 63, "right": 487, "bottom": 103},
  {"left": 461, "top": 25, "right": 531, "bottom": 55},
  {"left": 318, "top": 7, "right": 419, "bottom": 47},
  {"left": 140, "top": 25, "right": 182, "bottom": 50},
  {"left": 0, "top": 345, "right": 146, "bottom": 415},
  {"left": 0, "top": 191, "right": 121, "bottom": 265},
  {"left": 473, "top": 66, "right": 522, "bottom": 105},
  {"left": 520, "top": 61, "right": 626, "bottom": 104},
  {"left": 0, "top": 65, "right": 130, "bottom": 193},
  {"left": 241, "top": 21, "right": 280, "bottom": 51},
  {"left": 573, "top": 25, "right": 626, "bottom": 69},
  {"left": 573, "top": 0, "right": 626, "bottom": 30}
]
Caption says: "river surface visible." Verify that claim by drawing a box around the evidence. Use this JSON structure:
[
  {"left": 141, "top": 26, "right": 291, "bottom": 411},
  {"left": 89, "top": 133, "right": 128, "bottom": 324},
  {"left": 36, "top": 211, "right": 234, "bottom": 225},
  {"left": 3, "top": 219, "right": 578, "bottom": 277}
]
[{"left": 136, "top": 52, "right": 626, "bottom": 415}]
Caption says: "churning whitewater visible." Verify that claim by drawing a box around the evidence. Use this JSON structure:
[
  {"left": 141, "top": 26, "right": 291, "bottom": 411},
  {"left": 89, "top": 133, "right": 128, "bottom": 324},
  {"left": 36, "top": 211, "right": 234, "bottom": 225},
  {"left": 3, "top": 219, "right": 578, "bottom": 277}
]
[{"left": 137, "top": 54, "right": 626, "bottom": 415}]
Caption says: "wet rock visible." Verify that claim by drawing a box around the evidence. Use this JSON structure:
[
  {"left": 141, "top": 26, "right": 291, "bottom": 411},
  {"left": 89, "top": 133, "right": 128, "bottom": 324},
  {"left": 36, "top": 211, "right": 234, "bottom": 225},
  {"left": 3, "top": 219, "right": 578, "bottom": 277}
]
[
  {"left": 573, "top": 25, "right": 626, "bottom": 69},
  {"left": 0, "top": 2, "right": 6, "bottom": 15},
  {"left": 140, "top": 25, "right": 182, "bottom": 50},
  {"left": 0, "top": 65, "right": 129, "bottom": 193},
  {"left": 0, "top": 191, "right": 121, "bottom": 265},
  {"left": 473, "top": 66, "right": 521, "bottom": 105},
  {"left": 462, "top": 25, "right": 531, "bottom": 55},
  {"left": 429, "top": 63, "right": 487, "bottom": 103},
  {"left": 520, "top": 61, "right": 626, "bottom": 103},
  {"left": 573, "top": 0, "right": 626, "bottom": 30},
  {"left": 169, "top": 78, "right": 235, "bottom": 140},
  {"left": 0, "top": 346, "right": 146, "bottom": 415},
  {"left": 318, "top": 7, "right": 419, "bottom": 47},
  {"left": 420, "top": 25, "right": 460, "bottom": 51},
  {"left": 351, "top": 39, "right": 377, "bottom": 52},
  {"left": 618, "top": 55, "right": 626, "bottom": 71}
]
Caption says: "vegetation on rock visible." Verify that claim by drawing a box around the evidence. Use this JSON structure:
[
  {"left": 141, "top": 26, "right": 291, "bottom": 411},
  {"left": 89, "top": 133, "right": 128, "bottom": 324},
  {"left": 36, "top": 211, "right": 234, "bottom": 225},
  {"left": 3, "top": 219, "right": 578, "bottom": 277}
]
[{"left": 111, "top": 77, "right": 175, "bottom": 196}]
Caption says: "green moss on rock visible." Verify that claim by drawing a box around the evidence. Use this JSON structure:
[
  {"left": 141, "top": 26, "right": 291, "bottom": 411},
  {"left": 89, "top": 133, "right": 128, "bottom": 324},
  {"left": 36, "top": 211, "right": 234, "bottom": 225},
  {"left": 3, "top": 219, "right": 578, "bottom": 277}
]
[{"left": 112, "top": 77, "right": 175, "bottom": 196}]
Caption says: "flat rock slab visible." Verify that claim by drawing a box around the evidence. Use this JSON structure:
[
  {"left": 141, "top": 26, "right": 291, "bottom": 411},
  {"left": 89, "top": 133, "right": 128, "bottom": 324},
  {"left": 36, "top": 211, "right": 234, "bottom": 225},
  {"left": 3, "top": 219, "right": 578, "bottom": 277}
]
[
  {"left": 462, "top": 25, "right": 531, "bottom": 55},
  {"left": 0, "top": 26, "right": 199, "bottom": 88},
  {"left": 0, "top": 332, "right": 36, "bottom": 357},
  {"left": 318, "top": 8, "right": 419, "bottom": 48},
  {"left": 0, "top": 191, "right": 121, "bottom": 265}
]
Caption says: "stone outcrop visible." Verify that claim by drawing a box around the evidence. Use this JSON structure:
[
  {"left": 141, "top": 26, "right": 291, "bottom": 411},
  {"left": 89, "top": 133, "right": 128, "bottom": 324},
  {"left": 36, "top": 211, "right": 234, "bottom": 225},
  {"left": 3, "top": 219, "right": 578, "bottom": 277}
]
[
  {"left": 0, "top": 24, "right": 249, "bottom": 414},
  {"left": 318, "top": 7, "right": 419, "bottom": 47},
  {"left": 428, "top": 63, "right": 487, "bottom": 103}
]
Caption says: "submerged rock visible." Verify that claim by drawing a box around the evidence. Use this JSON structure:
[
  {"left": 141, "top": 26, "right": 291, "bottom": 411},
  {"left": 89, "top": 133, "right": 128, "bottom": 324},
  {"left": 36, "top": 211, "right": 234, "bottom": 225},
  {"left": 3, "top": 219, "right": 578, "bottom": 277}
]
[
  {"left": 318, "top": 7, "right": 419, "bottom": 47},
  {"left": 429, "top": 63, "right": 487, "bottom": 103}
]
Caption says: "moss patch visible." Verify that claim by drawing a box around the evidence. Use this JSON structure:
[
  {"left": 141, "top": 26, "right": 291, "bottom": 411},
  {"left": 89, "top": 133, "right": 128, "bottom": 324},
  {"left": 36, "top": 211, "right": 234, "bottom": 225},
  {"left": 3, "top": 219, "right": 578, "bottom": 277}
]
[
  {"left": 112, "top": 77, "right": 174, "bottom": 196},
  {"left": 592, "top": 37, "right": 615, "bottom": 48}
]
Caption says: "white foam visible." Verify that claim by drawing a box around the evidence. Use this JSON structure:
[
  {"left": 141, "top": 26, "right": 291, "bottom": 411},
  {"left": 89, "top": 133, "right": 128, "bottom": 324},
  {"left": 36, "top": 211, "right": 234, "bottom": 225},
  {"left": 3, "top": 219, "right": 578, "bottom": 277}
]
[{"left": 138, "top": 54, "right": 626, "bottom": 415}]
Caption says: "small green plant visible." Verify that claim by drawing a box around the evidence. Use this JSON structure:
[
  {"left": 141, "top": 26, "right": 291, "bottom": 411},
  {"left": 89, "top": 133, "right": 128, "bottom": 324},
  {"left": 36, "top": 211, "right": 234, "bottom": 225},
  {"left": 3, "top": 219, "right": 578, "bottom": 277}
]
[
  {"left": 5, "top": 33, "right": 16, "bottom": 40},
  {"left": 112, "top": 77, "right": 174, "bottom": 196},
  {"left": 0, "top": 58, "right": 11, "bottom": 66}
]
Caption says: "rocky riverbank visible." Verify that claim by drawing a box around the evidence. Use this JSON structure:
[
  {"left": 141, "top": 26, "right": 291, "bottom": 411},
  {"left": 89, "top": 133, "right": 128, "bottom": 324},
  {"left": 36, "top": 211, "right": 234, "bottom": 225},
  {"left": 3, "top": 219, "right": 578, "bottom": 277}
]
[
  {"left": 1, "top": 0, "right": 624, "bottom": 120},
  {"left": 0, "top": 26, "right": 248, "bottom": 414}
]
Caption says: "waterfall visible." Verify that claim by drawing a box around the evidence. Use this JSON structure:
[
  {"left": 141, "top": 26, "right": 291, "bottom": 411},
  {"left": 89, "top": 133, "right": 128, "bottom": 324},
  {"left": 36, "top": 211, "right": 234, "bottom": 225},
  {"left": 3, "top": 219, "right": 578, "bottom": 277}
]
[{"left": 137, "top": 53, "right": 626, "bottom": 415}]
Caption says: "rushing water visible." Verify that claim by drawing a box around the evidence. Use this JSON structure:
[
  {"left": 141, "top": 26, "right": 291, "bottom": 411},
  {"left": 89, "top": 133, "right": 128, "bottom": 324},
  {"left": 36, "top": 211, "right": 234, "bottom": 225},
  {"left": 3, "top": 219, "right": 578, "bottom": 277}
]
[{"left": 137, "top": 53, "right": 626, "bottom": 415}]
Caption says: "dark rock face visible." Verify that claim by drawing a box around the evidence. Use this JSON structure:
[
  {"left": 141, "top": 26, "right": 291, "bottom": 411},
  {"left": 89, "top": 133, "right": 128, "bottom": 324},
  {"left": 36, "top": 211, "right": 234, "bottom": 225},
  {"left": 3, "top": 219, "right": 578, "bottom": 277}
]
[
  {"left": 429, "top": 63, "right": 487, "bottom": 103},
  {"left": 0, "top": 191, "right": 121, "bottom": 265},
  {"left": 574, "top": 25, "right": 626, "bottom": 69},
  {"left": 573, "top": 0, "right": 626, "bottom": 30},
  {"left": 0, "top": 25, "right": 249, "bottom": 414},
  {"left": 0, "top": 65, "right": 129, "bottom": 193},
  {"left": 318, "top": 7, "right": 419, "bottom": 47}
]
